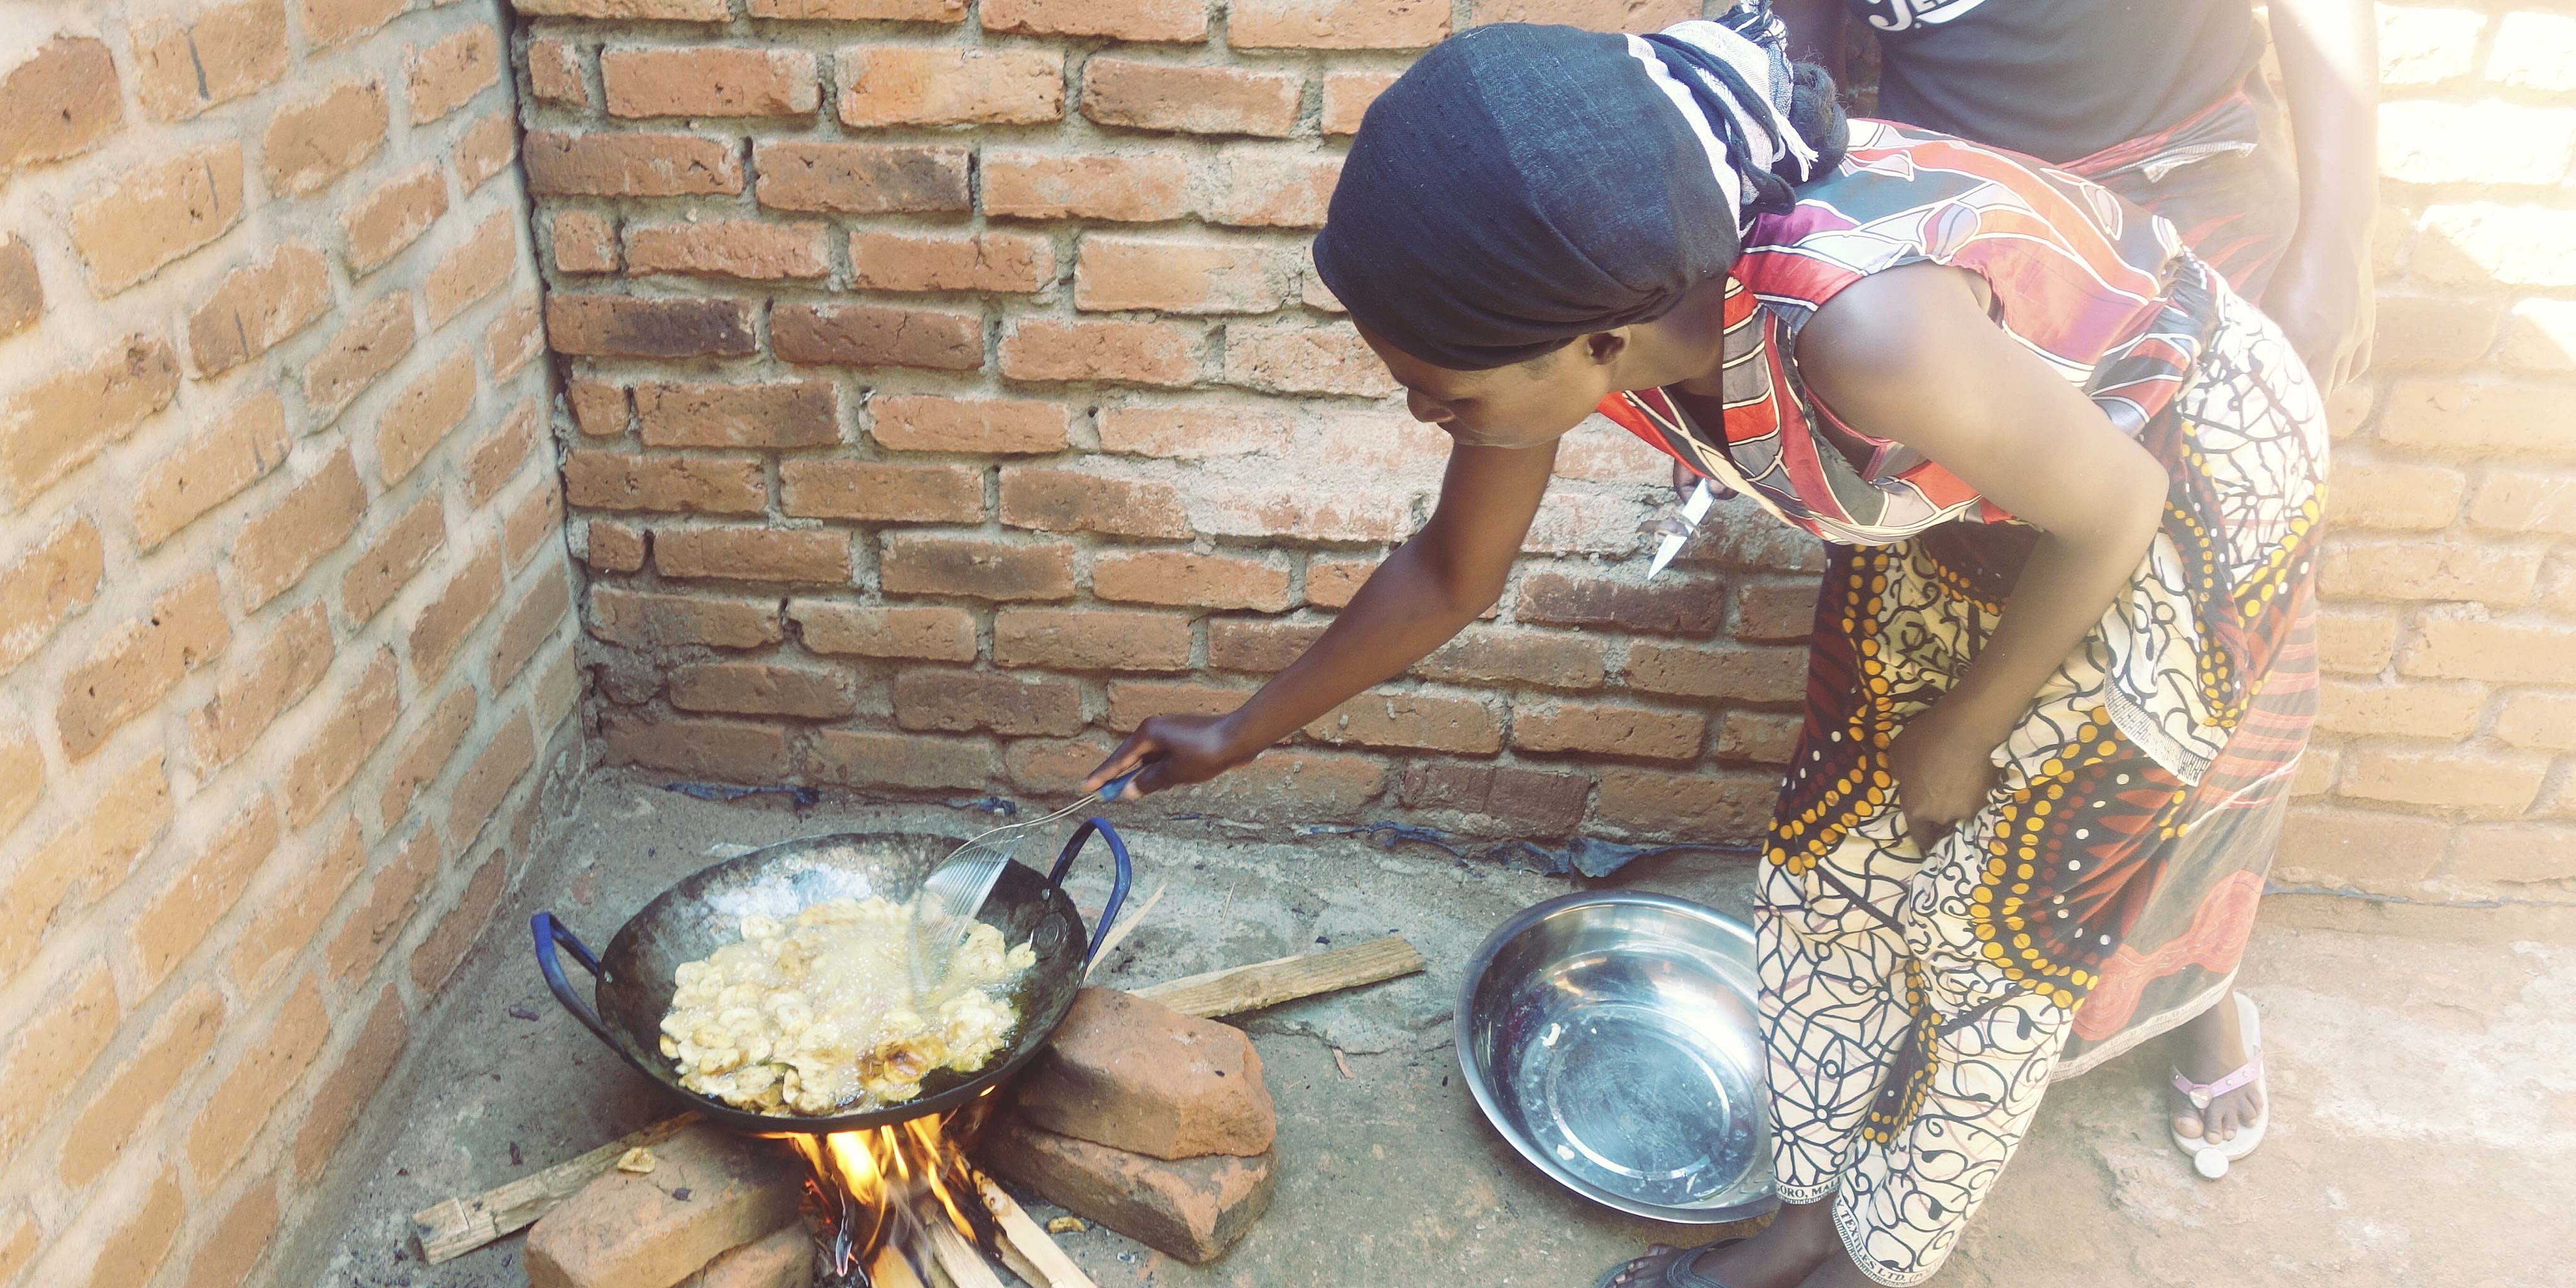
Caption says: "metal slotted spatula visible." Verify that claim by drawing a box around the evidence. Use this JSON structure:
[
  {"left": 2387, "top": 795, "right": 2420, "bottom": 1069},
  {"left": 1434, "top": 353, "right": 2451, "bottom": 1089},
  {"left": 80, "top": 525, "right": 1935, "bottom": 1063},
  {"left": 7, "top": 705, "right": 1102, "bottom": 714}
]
[{"left": 909, "top": 767, "right": 1141, "bottom": 1002}]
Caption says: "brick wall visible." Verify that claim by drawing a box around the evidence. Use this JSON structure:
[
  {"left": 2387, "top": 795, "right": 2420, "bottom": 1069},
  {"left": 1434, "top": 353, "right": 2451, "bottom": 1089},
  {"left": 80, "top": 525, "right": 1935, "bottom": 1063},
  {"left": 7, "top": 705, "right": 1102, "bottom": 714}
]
[
  {"left": 519, "top": 1, "right": 2570, "bottom": 899},
  {"left": 0, "top": 2, "right": 579, "bottom": 1284}
]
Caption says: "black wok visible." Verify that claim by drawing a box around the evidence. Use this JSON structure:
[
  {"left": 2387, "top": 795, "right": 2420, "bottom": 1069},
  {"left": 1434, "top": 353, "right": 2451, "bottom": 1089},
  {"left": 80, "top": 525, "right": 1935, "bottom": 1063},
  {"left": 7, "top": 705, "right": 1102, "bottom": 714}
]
[{"left": 533, "top": 817, "right": 1131, "bottom": 1135}]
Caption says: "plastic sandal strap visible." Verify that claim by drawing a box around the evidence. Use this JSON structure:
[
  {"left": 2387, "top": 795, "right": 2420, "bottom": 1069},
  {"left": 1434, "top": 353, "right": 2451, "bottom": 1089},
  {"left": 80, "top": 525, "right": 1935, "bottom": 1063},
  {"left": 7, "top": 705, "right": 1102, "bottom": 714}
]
[{"left": 2170, "top": 1056, "right": 2262, "bottom": 1109}]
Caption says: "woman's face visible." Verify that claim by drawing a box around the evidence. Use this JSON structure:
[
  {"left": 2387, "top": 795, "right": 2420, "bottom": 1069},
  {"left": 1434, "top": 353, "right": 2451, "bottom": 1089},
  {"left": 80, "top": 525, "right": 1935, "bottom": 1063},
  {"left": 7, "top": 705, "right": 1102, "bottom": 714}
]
[{"left": 1357, "top": 325, "right": 1623, "bottom": 449}]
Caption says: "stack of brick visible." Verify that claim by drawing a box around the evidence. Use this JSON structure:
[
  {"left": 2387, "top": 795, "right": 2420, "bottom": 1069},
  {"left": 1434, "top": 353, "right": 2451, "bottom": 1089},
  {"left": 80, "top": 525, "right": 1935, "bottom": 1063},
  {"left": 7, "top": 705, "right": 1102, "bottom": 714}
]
[
  {"left": 0, "top": 3, "right": 578, "bottom": 1284},
  {"left": 524, "top": 1126, "right": 811, "bottom": 1288},
  {"left": 981, "top": 987, "right": 1279, "bottom": 1263}
]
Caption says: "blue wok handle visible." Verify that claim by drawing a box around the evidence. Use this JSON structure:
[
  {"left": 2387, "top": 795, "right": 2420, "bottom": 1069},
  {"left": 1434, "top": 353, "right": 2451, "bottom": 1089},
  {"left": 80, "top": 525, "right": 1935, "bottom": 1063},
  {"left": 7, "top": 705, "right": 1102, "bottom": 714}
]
[
  {"left": 532, "top": 912, "right": 623, "bottom": 1052},
  {"left": 1096, "top": 767, "right": 1142, "bottom": 801},
  {"left": 1046, "top": 817, "right": 1131, "bottom": 965}
]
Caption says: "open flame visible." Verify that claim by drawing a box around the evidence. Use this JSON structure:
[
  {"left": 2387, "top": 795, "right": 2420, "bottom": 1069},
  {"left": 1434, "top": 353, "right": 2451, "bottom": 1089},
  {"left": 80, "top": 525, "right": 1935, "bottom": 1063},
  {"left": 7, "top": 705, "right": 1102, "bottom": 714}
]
[{"left": 780, "top": 1114, "right": 1000, "bottom": 1285}]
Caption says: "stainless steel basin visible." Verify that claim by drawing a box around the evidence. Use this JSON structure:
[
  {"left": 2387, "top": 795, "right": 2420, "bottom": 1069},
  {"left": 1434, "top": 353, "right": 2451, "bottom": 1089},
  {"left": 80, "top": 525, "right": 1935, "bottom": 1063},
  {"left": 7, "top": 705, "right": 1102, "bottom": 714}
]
[{"left": 1456, "top": 891, "right": 1777, "bottom": 1224}]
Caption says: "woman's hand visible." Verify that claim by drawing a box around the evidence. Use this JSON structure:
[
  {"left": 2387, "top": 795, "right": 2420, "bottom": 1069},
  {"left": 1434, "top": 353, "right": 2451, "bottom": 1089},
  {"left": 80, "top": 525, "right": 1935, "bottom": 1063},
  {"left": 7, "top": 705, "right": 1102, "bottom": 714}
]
[
  {"left": 2265, "top": 235, "right": 2374, "bottom": 391},
  {"left": 1082, "top": 715, "right": 1253, "bottom": 800},
  {"left": 1886, "top": 702, "right": 2007, "bottom": 838}
]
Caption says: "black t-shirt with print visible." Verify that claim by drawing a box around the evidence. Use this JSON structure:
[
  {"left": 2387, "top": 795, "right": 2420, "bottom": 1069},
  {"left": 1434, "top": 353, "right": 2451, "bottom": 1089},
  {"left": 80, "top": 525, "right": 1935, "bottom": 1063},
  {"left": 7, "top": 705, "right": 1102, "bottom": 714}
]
[{"left": 1845, "top": 0, "right": 2265, "bottom": 164}]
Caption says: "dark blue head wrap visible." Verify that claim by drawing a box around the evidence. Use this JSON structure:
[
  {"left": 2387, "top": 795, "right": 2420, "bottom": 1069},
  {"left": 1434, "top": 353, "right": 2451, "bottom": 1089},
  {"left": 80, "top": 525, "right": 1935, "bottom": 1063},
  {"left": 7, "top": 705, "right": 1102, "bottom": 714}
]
[{"left": 1313, "top": 11, "right": 1838, "bottom": 371}]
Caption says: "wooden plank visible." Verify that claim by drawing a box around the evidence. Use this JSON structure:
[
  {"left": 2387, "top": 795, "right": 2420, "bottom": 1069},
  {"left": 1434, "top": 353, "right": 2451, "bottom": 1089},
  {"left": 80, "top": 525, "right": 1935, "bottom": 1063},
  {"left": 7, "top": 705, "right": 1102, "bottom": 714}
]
[
  {"left": 411, "top": 1111, "right": 701, "bottom": 1263},
  {"left": 926, "top": 1216, "right": 1009, "bottom": 1288},
  {"left": 974, "top": 1170, "right": 1100, "bottom": 1288},
  {"left": 1132, "top": 936, "right": 1426, "bottom": 1019},
  {"left": 870, "top": 1243, "right": 931, "bottom": 1288}
]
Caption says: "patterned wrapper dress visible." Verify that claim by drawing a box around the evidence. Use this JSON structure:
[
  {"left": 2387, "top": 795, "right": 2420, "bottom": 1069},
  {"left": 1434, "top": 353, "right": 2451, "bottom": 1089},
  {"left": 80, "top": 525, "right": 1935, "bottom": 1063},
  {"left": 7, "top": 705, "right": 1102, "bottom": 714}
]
[{"left": 1594, "top": 121, "right": 2327, "bottom": 1285}]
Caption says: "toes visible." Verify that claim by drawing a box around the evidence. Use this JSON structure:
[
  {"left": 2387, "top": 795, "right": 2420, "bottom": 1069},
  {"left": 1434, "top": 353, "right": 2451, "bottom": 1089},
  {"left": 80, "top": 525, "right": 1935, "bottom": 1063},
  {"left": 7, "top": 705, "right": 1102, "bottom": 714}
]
[{"left": 2172, "top": 1112, "right": 2204, "bottom": 1141}]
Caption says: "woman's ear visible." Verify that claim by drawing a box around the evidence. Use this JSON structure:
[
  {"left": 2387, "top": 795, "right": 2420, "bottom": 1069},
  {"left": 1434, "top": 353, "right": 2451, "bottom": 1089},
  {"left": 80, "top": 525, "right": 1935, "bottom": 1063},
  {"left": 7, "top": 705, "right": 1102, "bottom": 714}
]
[{"left": 1580, "top": 330, "right": 1629, "bottom": 367}]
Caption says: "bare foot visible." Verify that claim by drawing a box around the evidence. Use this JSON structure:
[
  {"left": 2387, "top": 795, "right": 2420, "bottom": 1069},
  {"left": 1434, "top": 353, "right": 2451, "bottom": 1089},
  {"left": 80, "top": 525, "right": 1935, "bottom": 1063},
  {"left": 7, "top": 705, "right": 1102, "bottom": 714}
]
[
  {"left": 1690, "top": 1198, "right": 1842, "bottom": 1288},
  {"left": 2167, "top": 988, "right": 2265, "bottom": 1147}
]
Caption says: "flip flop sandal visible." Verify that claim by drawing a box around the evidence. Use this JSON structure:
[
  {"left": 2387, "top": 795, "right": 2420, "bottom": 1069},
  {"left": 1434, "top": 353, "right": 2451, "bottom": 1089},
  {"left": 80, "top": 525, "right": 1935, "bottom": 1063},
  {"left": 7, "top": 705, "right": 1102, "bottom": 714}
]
[
  {"left": 2169, "top": 990, "right": 2269, "bottom": 1179},
  {"left": 1592, "top": 1238, "right": 1746, "bottom": 1288}
]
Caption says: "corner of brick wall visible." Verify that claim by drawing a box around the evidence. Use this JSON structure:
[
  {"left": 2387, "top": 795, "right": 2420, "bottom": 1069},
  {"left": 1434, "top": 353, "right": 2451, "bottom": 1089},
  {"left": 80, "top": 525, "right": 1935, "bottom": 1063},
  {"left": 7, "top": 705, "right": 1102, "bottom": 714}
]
[{"left": 0, "top": 2, "right": 580, "bottom": 1284}]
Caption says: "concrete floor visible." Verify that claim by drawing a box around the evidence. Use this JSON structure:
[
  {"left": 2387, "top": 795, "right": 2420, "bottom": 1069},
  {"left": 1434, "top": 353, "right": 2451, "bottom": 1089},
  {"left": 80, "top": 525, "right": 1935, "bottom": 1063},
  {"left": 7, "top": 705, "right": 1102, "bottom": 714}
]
[{"left": 303, "top": 769, "right": 2576, "bottom": 1288}]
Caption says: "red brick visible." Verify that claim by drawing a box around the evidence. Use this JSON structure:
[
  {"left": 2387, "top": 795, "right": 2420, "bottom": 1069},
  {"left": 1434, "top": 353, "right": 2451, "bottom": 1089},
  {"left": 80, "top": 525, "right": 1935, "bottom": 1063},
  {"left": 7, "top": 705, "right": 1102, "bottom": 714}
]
[
  {"left": 1304, "top": 691, "right": 1500, "bottom": 753},
  {"left": 2317, "top": 607, "right": 2399, "bottom": 674},
  {"left": 427, "top": 208, "right": 519, "bottom": 326},
  {"left": 1513, "top": 701, "right": 1702, "bottom": 761},
  {"left": 127, "top": 799, "right": 277, "bottom": 994},
  {"left": 0, "top": 1211, "right": 28, "bottom": 1286},
  {"left": 791, "top": 601, "right": 976, "bottom": 660},
  {"left": 570, "top": 381, "right": 634, "bottom": 438},
  {"left": 1075, "top": 235, "right": 1299, "bottom": 313},
  {"left": 451, "top": 708, "right": 536, "bottom": 845},
  {"left": 2448, "top": 824, "right": 2576, "bottom": 885},
  {"left": 999, "top": 467, "right": 1190, "bottom": 538},
  {"left": 457, "top": 109, "right": 517, "bottom": 189},
  {"left": 547, "top": 294, "right": 756, "bottom": 359},
  {"left": 852, "top": 229, "right": 1055, "bottom": 292},
  {"left": 0, "top": 37, "right": 121, "bottom": 174},
  {"left": 2318, "top": 540, "right": 2542, "bottom": 604},
  {"left": 603, "top": 47, "right": 819, "bottom": 118},
  {"left": 811, "top": 728, "right": 994, "bottom": 790},
  {"left": 672, "top": 662, "right": 856, "bottom": 718},
  {"left": 375, "top": 353, "right": 476, "bottom": 485},
  {"left": 1195, "top": 486, "right": 1412, "bottom": 543},
  {"left": 1306, "top": 556, "right": 1377, "bottom": 609},
  {"left": 1206, "top": 618, "right": 1324, "bottom": 673},
  {"left": 1735, "top": 580, "right": 1821, "bottom": 641},
  {"left": 57, "top": 573, "right": 228, "bottom": 760},
  {"left": 774, "top": 302, "right": 984, "bottom": 370},
  {"left": 133, "top": 1, "right": 288, "bottom": 121},
  {"left": 1716, "top": 710, "right": 1802, "bottom": 764},
  {"left": 567, "top": 452, "right": 767, "bottom": 515},
  {"left": 227, "top": 820, "right": 362, "bottom": 989},
  {"left": 2276, "top": 805, "right": 2452, "bottom": 884},
  {"left": 83, "top": 1165, "right": 184, "bottom": 1288},
  {"left": 1001, "top": 317, "right": 1199, "bottom": 386},
  {"left": 185, "top": 976, "right": 325, "bottom": 1184},
  {"left": 587, "top": 525, "right": 647, "bottom": 575},
  {"left": 1468, "top": 0, "right": 1696, "bottom": 29},
  {"left": 625, "top": 218, "right": 828, "bottom": 280},
  {"left": 60, "top": 984, "right": 224, "bottom": 1188},
  {"left": 185, "top": 1176, "right": 279, "bottom": 1288},
  {"left": 1624, "top": 641, "right": 1806, "bottom": 703},
  {"left": 1, "top": 334, "right": 180, "bottom": 504},
  {"left": 0, "top": 755, "right": 169, "bottom": 983},
  {"left": 1414, "top": 626, "right": 1607, "bottom": 690},
  {"left": 2316, "top": 678, "right": 2487, "bottom": 739},
  {"left": 1005, "top": 733, "right": 1118, "bottom": 794},
  {"left": 2377, "top": 380, "right": 2576, "bottom": 458},
  {"left": 1080, "top": 58, "right": 1299, "bottom": 136},
  {"left": 1094, "top": 549, "right": 1291, "bottom": 610},
  {"left": 980, "top": 1113, "right": 1274, "bottom": 1264},
  {"left": 2341, "top": 747, "right": 2550, "bottom": 816},
  {"left": 601, "top": 714, "right": 794, "bottom": 780},
  {"left": 897, "top": 668, "right": 1085, "bottom": 735},
  {"left": 492, "top": 566, "right": 575, "bottom": 690},
  {"left": 382, "top": 685, "right": 477, "bottom": 828},
  {"left": 872, "top": 394, "right": 1069, "bottom": 453},
  {"left": 408, "top": 544, "right": 506, "bottom": 682},
  {"left": 0, "top": 726, "right": 38, "bottom": 842},
  {"left": 2371, "top": 294, "right": 2501, "bottom": 371},
  {"left": 518, "top": 0, "right": 731, "bottom": 15},
  {"left": 488, "top": 292, "right": 546, "bottom": 379},
  {"left": 1399, "top": 760, "right": 1593, "bottom": 833},
  {"left": 528, "top": 37, "right": 590, "bottom": 108},
  {"left": 0, "top": 235, "right": 36, "bottom": 339},
  {"left": 1595, "top": 767, "right": 1775, "bottom": 838},
  {"left": 1155, "top": 747, "right": 1382, "bottom": 820},
  {"left": 1319, "top": 69, "right": 1401, "bottom": 135},
  {"left": 982, "top": 152, "right": 1191, "bottom": 222},
  {"left": 526, "top": 1125, "right": 802, "bottom": 1288},
  {"left": 189, "top": 602, "right": 332, "bottom": 770},
  {"left": 0, "top": 957, "right": 121, "bottom": 1155},
  {"left": 2469, "top": 470, "right": 2576, "bottom": 535},
  {"left": 839, "top": 45, "right": 1062, "bottom": 126},
  {"left": 325, "top": 826, "right": 441, "bottom": 985},
  {"left": 408, "top": 22, "right": 499, "bottom": 123},
  {"left": 1208, "top": 152, "right": 1340, "bottom": 229},
  {"left": 591, "top": 586, "right": 784, "bottom": 648},
  {"left": 467, "top": 399, "right": 544, "bottom": 508},
  {"left": 536, "top": 647, "right": 582, "bottom": 738},
  {"left": 996, "top": 607, "right": 1192, "bottom": 672},
  {"left": 636, "top": 380, "right": 836, "bottom": 449},
  {"left": 342, "top": 491, "right": 449, "bottom": 625},
  {"left": 1104, "top": 679, "right": 1255, "bottom": 730},
  {"left": 781, "top": 460, "right": 984, "bottom": 523},
  {"left": 411, "top": 855, "right": 504, "bottom": 997},
  {"left": 750, "top": 0, "right": 960, "bottom": 15},
  {"left": 187, "top": 245, "right": 330, "bottom": 377},
  {"left": 1017, "top": 987, "right": 1274, "bottom": 1159},
  {"left": 263, "top": 80, "right": 384, "bottom": 196},
  {"left": 304, "top": 291, "right": 417, "bottom": 421},
  {"left": 303, "top": 0, "right": 404, "bottom": 46},
  {"left": 657, "top": 525, "right": 853, "bottom": 584},
  {"left": 282, "top": 652, "right": 399, "bottom": 826},
  {"left": 0, "top": 516, "right": 104, "bottom": 674},
  {"left": 985, "top": 0, "right": 1202, "bottom": 38},
  {"left": 1521, "top": 571, "right": 1726, "bottom": 635},
  {"left": 881, "top": 533, "right": 1077, "bottom": 600},
  {"left": 2496, "top": 692, "right": 2576, "bottom": 752},
  {"left": 753, "top": 140, "right": 970, "bottom": 213},
  {"left": 1229, "top": 0, "right": 1448, "bottom": 47},
  {"left": 1221, "top": 322, "right": 1397, "bottom": 397},
  {"left": 523, "top": 130, "right": 745, "bottom": 197},
  {"left": 1098, "top": 404, "right": 1287, "bottom": 458},
  {"left": 2324, "top": 457, "right": 2466, "bottom": 531},
  {"left": 291, "top": 986, "right": 409, "bottom": 1181}
]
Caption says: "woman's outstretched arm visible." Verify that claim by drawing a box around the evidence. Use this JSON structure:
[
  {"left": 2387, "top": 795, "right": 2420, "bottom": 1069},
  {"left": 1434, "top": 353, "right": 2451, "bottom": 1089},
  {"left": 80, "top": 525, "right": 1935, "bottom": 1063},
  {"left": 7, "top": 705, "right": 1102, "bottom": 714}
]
[
  {"left": 1794, "top": 262, "right": 2172, "bottom": 833},
  {"left": 1082, "top": 438, "right": 1561, "bottom": 797}
]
